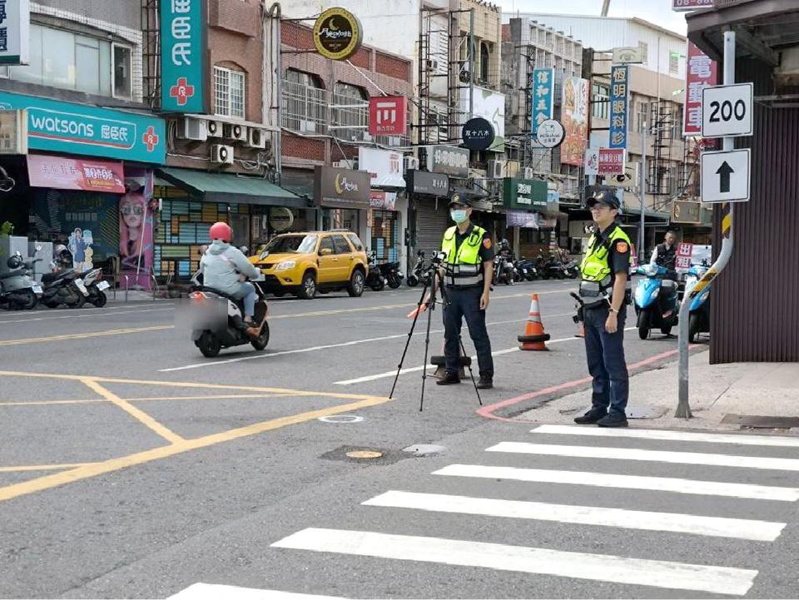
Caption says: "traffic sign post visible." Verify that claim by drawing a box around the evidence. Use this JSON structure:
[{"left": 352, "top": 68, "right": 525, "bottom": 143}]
[
  {"left": 700, "top": 148, "right": 750, "bottom": 203},
  {"left": 701, "top": 83, "right": 753, "bottom": 138}
]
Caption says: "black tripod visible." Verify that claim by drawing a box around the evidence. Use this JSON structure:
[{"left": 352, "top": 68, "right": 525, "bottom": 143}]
[{"left": 389, "top": 262, "right": 482, "bottom": 411}]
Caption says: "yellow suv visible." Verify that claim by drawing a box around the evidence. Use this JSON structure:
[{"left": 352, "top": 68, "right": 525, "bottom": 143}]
[{"left": 250, "top": 231, "right": 368, "bottom": 299}]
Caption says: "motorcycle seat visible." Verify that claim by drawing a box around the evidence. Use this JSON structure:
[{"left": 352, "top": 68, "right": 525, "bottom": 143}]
[
  {"left": 199, "top": 286, "right": 242, "bottom": 305},
  {"left": 0, "top": 269, "right": 25, "bottom": 280},
  {"left": 661, "top": 279, "right": 678, "bottom": 290}
]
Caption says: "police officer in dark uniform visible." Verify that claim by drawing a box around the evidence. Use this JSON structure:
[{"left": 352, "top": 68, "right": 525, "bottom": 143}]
[
  {"left": 437, "top": 194, "right": 495, "bottom": 389},
  {"left": 574, "top": 189, "right": 632, "bottom": 427}
]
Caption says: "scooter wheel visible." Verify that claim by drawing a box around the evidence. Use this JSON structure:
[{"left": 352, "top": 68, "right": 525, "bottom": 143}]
[
  {"left": 91, "top": 291, "right": 107, "bottom": 308},
  {"left": 369, "top": 279, "right": 385, "bottom": 292},
  {"left": 406, "top": 275, "right": 419, "bottom": 287},
  {"left": 688, "top": 313, "right": 701, "bottom": 343},
  {"left": 251, "top": 321, "right": 270, "bottom": 351},
  {"left": 68, "top": 294, "right": 86, "bottom": 309},
  {"left": 197, "top": 331, "right": 221, "bottom": 357},
  {"left": 387, "top": 275, "right": 401, "bottom": 289},
  {"left": 18, "top": 290, "right": 38, "bottom": 310}
]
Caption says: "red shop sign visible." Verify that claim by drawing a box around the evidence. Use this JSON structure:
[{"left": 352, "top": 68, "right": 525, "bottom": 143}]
[
  {"left": 27, "top": 154, "right": 126, "bottom": 194},
  {"left": 368, "top": 96, "right": 407, "bottom": 137}
]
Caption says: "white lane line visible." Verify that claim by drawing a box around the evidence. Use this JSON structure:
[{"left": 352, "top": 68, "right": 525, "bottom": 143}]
[
  {"left": 0, "top": 306, "right": 173, "bottom": 325},
  {"left": 487, "top": 442, "right": 799, "bottom": 472},
  {"left": 434, "top": 464, "right": 799, "bottom": 502},
  {"left": 532, "top": 424, "right": 799, "bottom": 448},
  {"left": 363, "top": 490, "right": 785, "bottom": 541},
  {"left": 333, "top": 326, "right": 637, "bottom": 385},
  {"left": 271, "top": 528, "right": 757, "bottom": 596},
  {"left": 167, "top": 583, "right": 348, "bottom": 600},
  {"left": 158, "top": 316, "right": 570, "bottom": 373}
]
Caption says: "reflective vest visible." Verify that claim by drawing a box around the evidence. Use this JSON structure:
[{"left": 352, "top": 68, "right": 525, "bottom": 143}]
[
  {"left": 441, "top": 225, "right": 486, "bottom": 287},
  {"left": 578, "top": 223, "right": 632, "bottom": 304}
]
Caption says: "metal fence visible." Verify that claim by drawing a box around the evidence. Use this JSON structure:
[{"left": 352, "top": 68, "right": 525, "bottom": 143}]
[{"left": 281, "top": 79, "right": 328, "bottom": 135}]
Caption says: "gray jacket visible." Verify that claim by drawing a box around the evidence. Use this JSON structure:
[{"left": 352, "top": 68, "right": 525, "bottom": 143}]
[{"left": 200, "top": 240, "right": 260, "bottom": 295}]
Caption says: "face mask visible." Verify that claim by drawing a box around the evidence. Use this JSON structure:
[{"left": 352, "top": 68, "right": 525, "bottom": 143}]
[{"left": 450, "top": 209, "right": 468, "bottom": 224}]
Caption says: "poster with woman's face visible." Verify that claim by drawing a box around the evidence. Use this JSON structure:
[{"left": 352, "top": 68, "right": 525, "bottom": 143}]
[{"left": 119, "top": 169, "right": 154, "bottom": 285}]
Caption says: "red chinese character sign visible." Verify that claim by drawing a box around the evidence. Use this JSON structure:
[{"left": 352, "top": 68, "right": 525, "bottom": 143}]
[
  {"left": 597, "top": 148, "right": 626, "bottom": 176},
  {"left": 676, "top": 242, "right": 693, "bottom": 269},
  {"left": 683, "top": 42, "right": 718, "bottom": 136},
  {"left": 368, "top": 96, "right": 407, "bottom": 137}
]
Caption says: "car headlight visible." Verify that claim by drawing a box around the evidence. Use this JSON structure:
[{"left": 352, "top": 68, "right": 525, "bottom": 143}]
[{"left": 275, "top": 260, "right": 296, "bottom": 271}]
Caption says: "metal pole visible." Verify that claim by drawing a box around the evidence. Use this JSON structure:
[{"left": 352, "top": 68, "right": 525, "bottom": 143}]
[
  {"left": 639, "top": 120, "right": 647, "bottom": 257},
  {"left": 676, "top": 30, "right": 737, "bottom": 417}
]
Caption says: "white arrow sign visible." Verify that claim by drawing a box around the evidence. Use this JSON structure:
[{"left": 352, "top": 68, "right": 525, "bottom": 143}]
[
  {"left": 700, "top": 148, "right": 750, "bottom": 203},
  {"left": 701, "top": 83, "right": 753, "bottom": 138}
]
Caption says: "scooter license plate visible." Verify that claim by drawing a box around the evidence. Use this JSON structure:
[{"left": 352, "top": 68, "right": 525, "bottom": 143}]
[
  {"left": 75, "top": 279, "right": 89, "bottom": 295},
  {"left": 97, "top": 280, "right": 110, "bottom": 291},
  {"left": 32, "top": 284, "right": 43, "bottom": 294}
]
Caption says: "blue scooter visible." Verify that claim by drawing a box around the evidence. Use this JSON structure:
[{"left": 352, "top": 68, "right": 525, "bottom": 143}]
[
  {"left": 634, "top": 264, "right": 679, "bottom": 339},
  {"left": 683, "top": 264, "right": 711, "bottom": 343}
]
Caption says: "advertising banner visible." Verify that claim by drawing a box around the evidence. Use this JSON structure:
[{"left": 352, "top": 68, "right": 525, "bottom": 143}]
[
  {"left": 314, "top": 166, "right": 370, "bottom": 209},
  {"left": 119, "top": 168, "right": 155, "bottom": 289},
  {"left": 0, "top": 0, "right": 30, "bottom": 65},
  {"left": 597, "top": 148, "right": 626, "bottom": 176},
  {"left": 502, "top": 178, "right": 548, "bottom": 211},
  {"left": 506, "top": 210, "right": 539, "bottom": 229},
  {"left": 683, "top": 41, "right": 718, "bottom": 136},
  {"left": 368, "top": 96, "right": 407, "bottom": 137},
  {"left": 27, "top": 154, "right": 125, "bottom": 193},
  {"left": 531, "top": 68, "right": 555, "bottom": 130},
  {"left": 560, "top": 77, "right": 589, "bottom": 166},
  {"left": 609, "top": 66, "right": 629, "bottom": 149},
  {"left": 427, "top": 145, "right": 469, "bottom": 178},
  {"left": 358, "top": 147, "right": 405, "bottom": 188},
  {"left": 160, "top": 0, "right": 207, "bottom": 113}
]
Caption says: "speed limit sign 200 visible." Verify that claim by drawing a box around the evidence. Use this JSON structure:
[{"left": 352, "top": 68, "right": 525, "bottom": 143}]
[{"left": 701, "top": 83, "right": 753, "bottom": 138}]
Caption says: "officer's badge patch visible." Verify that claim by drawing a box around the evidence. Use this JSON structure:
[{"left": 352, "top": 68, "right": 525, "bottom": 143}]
[
  {"left": 483, "top": 239, "right": 492, "bottom": 249},
  {"left": 616, "top": 241, "right": 629, "bottom": 253}
]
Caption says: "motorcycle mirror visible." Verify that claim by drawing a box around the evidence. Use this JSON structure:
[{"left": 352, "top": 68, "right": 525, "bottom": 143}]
[{"left": 35, "top": 245, "right": 42, "bottom": 252}]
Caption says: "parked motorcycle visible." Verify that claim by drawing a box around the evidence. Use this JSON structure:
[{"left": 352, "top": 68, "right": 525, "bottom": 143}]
[
  {"left": 188, "top": 275, "right": 270, "bottom": 358},
  {"left": 493, "top": 254, "right": 515, "bottom": 285},
  {"left": 82, "top": 268, "right": 110, "bottom": 307},
  {"left": 41, "top": 267, "right": 90, "bottom": 309},
  {"left": 377, "top": 260, "right": 403, "bottom": 289},
  {"left": 515, "top": 258, "right": 538, "bottom": 281},
  {"left": 406, "top": 250, "right": 431, "bottom": 288},
  {"left": 0, "top": 252, "right": 43, "bottom": 310},
  {"left": 683, "top": 264, "right": 711, "bottom": 343},
  {"left": 634, "top": 264, "right": 679, "bottom": 339},
  {"left": 563, "top": 259, "right": 580, "bottom": 279},
  {"left": 366, "top": 251, "right": 386, "bottom": 291}
]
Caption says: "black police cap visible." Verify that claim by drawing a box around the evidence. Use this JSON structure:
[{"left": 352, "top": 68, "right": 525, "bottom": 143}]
[{"left": 586, "top": 189, "right": 620, "bottom": 209}]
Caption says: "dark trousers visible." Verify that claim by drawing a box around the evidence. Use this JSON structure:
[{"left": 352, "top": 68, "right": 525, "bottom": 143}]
[
  {"left": 442, "top": 286, "right": 494, "bottom": 377},
  {"left": 583, "top": 302, "right": 628, "bottom": 416}
]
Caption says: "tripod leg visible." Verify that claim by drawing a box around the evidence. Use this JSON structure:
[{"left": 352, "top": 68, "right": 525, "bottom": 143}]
[
  {"left": 389, "top": 281, "right": 430, "bottom": 399},
  {"left": 457, "top": 335, "right": 482, "bottom": 406},
  {"left": 419, "top": 269, "right": 438, "bottom": 412}
]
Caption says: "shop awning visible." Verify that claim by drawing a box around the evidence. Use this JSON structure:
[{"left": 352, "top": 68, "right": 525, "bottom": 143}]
[{"left": 157, "top": 167, "right": 309, "bottom": 208}]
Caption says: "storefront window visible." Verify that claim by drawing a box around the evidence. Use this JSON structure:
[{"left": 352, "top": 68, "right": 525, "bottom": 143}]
[{"left": 371, "top": 209, "right": 399, "bottom": 262}]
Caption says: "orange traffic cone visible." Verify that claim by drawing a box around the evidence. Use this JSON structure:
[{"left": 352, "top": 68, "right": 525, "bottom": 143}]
[{"left": 517, "top": 293, "right": 551, "bottom": 351}]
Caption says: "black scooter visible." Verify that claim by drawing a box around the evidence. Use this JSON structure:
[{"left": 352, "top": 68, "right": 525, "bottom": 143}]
[
  {"left": 406, "top": 250, "right": 431, "bottom": 287},
  {"left": 366, "top": 251, "right": 387, "bottom": 291}
]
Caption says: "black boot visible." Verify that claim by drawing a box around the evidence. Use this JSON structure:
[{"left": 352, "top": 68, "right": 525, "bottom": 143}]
[
  {"left": 597, "top": 412, "right": 629, "bottom": 428},
  {"left": 574, "top": 408, "right": 607, "bottom": 425},
  {"left": 476, "top": 375, "right": 493, "bottom": 389},
  {"left": 436, "top": 371, "right": 461, "bottom": 385}
]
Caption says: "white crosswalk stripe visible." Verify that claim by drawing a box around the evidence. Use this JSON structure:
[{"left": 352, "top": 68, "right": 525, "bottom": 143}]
[
  {"left": 363, "top": 490, "right": 785, "bottom": 541},
  {"left": 176, "top": 427, "right": 798, "bottom": 598},
  {"left": 487, "top": 441, "right": 799, "bottom": 471},
  {"left": 272, "top": 528, "right": 758, "bottom": 596},
  {"left": 433, "top": 463, "right": 799, "bottom": 501},
  {"left": 531, "top": 424, "right": 799, "bottom": 447}
]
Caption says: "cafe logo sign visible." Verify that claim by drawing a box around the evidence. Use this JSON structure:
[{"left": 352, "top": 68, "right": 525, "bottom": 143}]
[
  {"left": 313, "top": 7, "right": 363, "bottom": 61},
  {"left": 462, "top": 117, "right": 494, "bottom": 151},
  {"left": 334, "top": 172, "right": 360, "bottom": 194}
]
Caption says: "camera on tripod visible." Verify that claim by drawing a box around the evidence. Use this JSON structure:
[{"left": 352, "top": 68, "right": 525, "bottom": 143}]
[{"left": 429, "top": 250, "right": 447, "bottom": 266}]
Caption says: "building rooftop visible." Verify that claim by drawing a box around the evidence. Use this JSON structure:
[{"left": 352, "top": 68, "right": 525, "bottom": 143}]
[{"left": 504, "top": 12, "right": 687, "bottom": 41}]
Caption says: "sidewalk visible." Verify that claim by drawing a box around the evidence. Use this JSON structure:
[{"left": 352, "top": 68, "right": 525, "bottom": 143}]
[
  {"left": 516, "top": 349, "right": 799, "bottom": 433},
  {"left": 105, "top": 288, "right": 170, "bottom": 304}
]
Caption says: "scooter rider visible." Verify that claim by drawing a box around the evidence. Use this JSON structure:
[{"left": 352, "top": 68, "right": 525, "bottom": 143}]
[
  {"left": 650, "top": 230, "right": 678, "bottom": 273},
  {"left": 200, "top": 222, "right": 261, "bottom": 335},
  {"left": 573, "top": 189, "right": 632, "bottom": 428}
]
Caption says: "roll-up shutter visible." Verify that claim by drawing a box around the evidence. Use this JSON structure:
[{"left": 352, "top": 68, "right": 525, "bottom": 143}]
[{"left": 415, "top": 197, "right": 450, "bottom": 256}]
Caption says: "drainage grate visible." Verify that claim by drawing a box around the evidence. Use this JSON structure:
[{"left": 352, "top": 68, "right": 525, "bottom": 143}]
[
  {"left": 320, "top": 446, "right": 405, "bottom": 464},
  {"left": 721, "top": 414, "right": 799, "bottom": 429}
]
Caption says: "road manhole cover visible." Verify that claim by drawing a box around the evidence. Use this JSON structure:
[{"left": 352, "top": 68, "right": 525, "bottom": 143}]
[{"left": 320, "top": 446, "right": 405, "bottom": 464}]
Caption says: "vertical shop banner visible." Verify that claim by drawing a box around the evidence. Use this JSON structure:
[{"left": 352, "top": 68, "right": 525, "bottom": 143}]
[
  {"left": 161, "top": 0, "right": 206, "bottom": 113},
  {"left": 676, "top": 242, "right": 693, "bottom": 269},
  {"left": 560, "top": 77, "right": 589, "bottom": 166},
  {"left": 0, "top": 0, "right": 30, "bottom": 64},
  {"left": 120, "top": 168, "right": 155, "bottom": 289},
  {"left": 609, "top": 66, "right": 629, "bottom": 149},
  {"left": 683, "top": 41, "right": 718, "bottom": 136},
  {"left": 531, "top": 68, "right": 555, "bottom": 130}
]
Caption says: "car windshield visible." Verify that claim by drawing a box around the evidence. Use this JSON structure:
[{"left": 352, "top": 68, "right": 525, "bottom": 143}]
[{"left": 260, "top": 235, "right": 317, "bottom": 254}]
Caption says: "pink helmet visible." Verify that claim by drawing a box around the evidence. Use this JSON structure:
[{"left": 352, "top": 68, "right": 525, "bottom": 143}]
[{"left": 209, "top": 222, "right": 233, "bottom": 243}]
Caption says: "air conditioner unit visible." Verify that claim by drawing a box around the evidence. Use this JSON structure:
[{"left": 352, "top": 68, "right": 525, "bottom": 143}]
[
  {"left": 247, "top": 128, "right": 267, "bottom": 149},
  {"left": 333, "top": 160, "right": 355, "bottom": 169},
  {"left": 178, "top": 117, "right": 208, "bottom": 142},
  {"left": 210, "top": 144, "right": 234, "bottom": 165},
  {"left": 425, "top": 58, "right": 439, "bottom": 72},
  {"left": 206, "top": 119, "right": 224, "bottom": 138},
  {"left": 487, "top": 160, "right": 503, "bottom": 179},
  {"left": 523, "top": 166, "right": 534, "bottom": 179},
  {"left": 223, "top": 122, "right": 248, "bottom": 143},
  {"left": 299, "top": 120, "right": 317, "bottom": 133},
  {"left": 403, "top": 156, "right": 419, "bottom": 171}
]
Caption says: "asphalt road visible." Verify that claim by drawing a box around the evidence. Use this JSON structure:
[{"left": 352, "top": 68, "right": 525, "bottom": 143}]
[{"left": 1, "top": 279, "right": 796, "bottom": 599}]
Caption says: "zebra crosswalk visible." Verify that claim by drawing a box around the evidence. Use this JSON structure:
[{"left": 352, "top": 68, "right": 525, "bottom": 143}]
[{"left": 170, "top": 425, "right": 799, "bottom": 598}]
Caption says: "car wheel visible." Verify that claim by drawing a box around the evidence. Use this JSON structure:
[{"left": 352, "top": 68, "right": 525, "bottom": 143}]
[
  {"left": 297, "top": 271, "right": 317, "bottom": 299},
  {"left": 347, "top": 268, "right": 365, "bottom": 297},
  {"left": 273, "top": 291, "right": 286, "bottom": 298}
]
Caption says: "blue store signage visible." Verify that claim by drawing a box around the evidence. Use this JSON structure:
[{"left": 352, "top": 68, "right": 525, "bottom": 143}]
[
  {"left": 609, "top": 65, "right": 629, "bottom": 149},
  {"left": 160, "top": 0, "right": 207, "bottom": 113},
  {"left": 531, "top": 68, "right": 555, "bottom": 131},
  {"left": 0, "top": 91, "right": 166, "bottom": 163}
]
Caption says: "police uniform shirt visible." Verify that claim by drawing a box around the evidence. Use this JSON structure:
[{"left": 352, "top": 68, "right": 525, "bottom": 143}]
[{"left": 454, "top": 224, "right": 495, "bottom": 264}]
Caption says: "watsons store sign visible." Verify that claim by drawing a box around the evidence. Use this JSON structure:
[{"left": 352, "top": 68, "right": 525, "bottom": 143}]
[{"left": 0, "top": 91, "right": 166, "bottom": 163}]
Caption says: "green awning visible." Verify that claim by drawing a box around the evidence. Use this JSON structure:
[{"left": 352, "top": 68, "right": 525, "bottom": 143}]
[{"left": 157, "top": 167, "right": 308, "bottom": 208}]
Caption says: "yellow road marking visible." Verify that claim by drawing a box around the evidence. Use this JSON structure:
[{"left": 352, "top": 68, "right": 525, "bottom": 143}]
[
  {"left": 0, "top": 393, "right": 288, "bottom": 407},
  {"left": 80, "top": 379, "right": 185, "bottom": 445},
  {"left": 0, "top": 370, "right": 387, "bottom": 402},
  {"left": 0, "top": 393, "right": 389, "bottom": 503},
  {"left": 0, "top": 463, "right": 95, "bottom": 473},
  {"left": 0, "top": 325, "right": 172, "bottom": 347}
]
